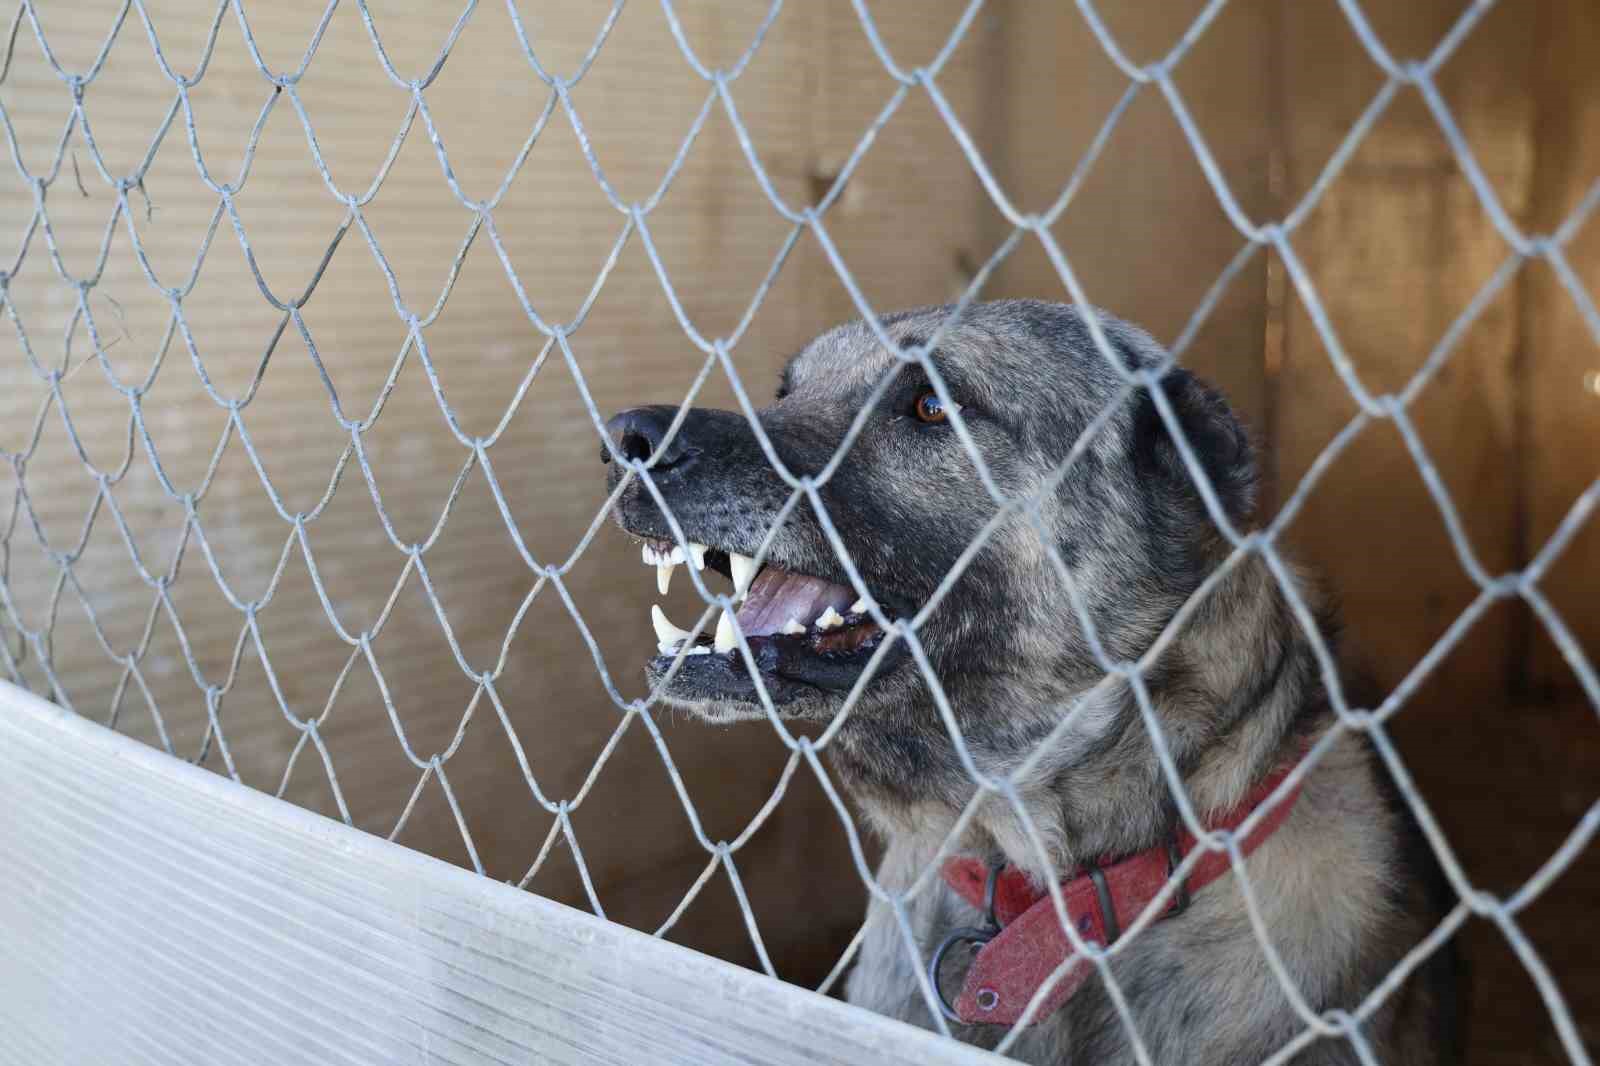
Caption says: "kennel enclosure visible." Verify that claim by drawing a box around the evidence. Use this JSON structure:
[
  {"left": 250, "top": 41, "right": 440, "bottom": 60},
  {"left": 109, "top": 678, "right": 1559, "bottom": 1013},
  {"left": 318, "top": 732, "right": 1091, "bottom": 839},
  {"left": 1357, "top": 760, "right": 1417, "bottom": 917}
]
[{"left": 2, "top": 1, "right": 1597, "bottom": 1064}]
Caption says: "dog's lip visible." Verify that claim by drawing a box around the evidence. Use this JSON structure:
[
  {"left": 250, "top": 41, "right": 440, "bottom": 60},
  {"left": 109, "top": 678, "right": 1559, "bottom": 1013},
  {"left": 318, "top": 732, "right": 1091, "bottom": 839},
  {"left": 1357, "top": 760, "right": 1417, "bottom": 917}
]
[
  {"left": 639, "top": 536, "right": 888, "bottom": 641},
  {"left": 630, "top": 533, "right": 907, "bottom": 624},
  {"left": 646, "top": 627, "right": 898, "bottom": 703},
  {"left": 627, "top": 532, "right": 905, "bottom": 701}
]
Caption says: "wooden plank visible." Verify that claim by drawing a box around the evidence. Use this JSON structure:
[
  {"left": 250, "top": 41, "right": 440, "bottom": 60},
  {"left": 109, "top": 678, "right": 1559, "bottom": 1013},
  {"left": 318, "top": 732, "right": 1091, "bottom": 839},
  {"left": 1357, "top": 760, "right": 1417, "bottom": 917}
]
[
  {"left": 1520, "top": 0, "right": 1600, "bottom": 697},
  {"left": 0, "top": 680, "right": 1000, "bottom": 1066},
  {"left": 1390, "top": 696, "right": 1600, "bottom": 1066},
  {"left": 1271, "top": 0, "right": 1537, "bottom": 698},
  {"left": 980, "top": 0, "right": 1277, "bottom": 435}
]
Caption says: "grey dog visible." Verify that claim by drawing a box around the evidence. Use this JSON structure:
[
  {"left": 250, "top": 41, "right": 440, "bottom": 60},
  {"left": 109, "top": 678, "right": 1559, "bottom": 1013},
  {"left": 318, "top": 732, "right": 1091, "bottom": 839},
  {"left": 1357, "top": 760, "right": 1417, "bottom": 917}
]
[{"left": 601, "top": 300, "right": 1461, "bottom": 1064}]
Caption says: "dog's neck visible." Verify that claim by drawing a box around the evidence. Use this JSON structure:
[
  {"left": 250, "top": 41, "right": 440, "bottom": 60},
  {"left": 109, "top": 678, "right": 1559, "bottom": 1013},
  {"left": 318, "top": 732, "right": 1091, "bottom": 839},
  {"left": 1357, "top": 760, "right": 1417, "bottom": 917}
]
[{"left": 843, "top": 555, "right": 1327, "bottom": 886}]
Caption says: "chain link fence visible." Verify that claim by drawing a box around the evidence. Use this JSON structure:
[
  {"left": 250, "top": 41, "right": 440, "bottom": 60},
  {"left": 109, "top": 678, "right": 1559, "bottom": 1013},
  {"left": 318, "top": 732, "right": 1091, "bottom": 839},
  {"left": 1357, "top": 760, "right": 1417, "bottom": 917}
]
[{"left": 2, "top": 1, "right": 1596, "bottom": 1063}]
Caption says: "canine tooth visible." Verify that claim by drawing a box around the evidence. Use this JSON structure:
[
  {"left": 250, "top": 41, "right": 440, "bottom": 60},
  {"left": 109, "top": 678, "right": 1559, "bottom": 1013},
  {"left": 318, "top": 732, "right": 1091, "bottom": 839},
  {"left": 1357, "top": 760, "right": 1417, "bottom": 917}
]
[
  {"left": 729, "top": 552, "right": 758, "bottom": 599},
  {"left": 781, "top": 617, "right": 806, "bottom": 636},
  {"left": 849, "top": 597, "right": 868, "bottom": 616},
  {"left": 656, "top": 562, "right": 676, "bottom": 596},
  {"left": 652, "top": 605, "right": 692, "bottom": 647},
  {"left": 714, "top": 610, "right": 737, "bottom": 652},
  {"left": 688, "top": 542, "right": 708, "bottom": 570},
  {"left": 816, "top": 606, "right": 845, "bottom": 630}
]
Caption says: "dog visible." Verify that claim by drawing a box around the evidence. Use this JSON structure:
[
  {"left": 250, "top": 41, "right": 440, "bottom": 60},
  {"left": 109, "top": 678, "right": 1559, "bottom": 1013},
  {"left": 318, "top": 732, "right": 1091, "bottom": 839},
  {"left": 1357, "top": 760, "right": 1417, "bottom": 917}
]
[{"left": 601, "top": 300, "right": 1461, "bottom": 1064}]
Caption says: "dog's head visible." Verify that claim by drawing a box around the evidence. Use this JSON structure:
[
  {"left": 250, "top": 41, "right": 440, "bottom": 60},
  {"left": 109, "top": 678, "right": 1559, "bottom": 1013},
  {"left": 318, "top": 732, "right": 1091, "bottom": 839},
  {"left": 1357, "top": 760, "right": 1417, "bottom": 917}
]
[{"left": 603, "top": 300, "right": 1255, "bottom": 805}]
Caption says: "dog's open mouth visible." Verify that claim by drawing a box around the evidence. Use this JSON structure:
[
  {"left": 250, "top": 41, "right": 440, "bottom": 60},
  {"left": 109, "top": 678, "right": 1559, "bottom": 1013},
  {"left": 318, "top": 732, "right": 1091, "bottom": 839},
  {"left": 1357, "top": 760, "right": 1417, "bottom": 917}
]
[{"left": 636, "top": 537, "right": 900, "bottom": 707}]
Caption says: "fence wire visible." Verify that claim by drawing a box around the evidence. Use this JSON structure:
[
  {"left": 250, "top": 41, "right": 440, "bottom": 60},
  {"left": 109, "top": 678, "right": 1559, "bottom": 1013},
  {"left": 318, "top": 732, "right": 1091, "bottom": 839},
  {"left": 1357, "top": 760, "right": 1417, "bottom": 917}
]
[{"left": 2, "top": 1, "right": 1598, "bottom": 1063}]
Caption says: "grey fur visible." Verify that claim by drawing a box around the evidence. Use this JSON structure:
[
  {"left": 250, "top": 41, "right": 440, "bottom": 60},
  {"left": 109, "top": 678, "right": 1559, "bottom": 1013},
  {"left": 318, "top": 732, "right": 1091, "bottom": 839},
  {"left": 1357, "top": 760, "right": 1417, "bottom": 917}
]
[{"left": 602, "top": 300, "right": 1461, "bottom": 1064}]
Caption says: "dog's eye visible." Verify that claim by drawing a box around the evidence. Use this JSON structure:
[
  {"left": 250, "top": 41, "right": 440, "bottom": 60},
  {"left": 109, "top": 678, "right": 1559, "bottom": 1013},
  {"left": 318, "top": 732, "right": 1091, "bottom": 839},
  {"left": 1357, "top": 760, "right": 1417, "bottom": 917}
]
[{"left": 913, "top": 389, "right": 954, "bottom": 424}]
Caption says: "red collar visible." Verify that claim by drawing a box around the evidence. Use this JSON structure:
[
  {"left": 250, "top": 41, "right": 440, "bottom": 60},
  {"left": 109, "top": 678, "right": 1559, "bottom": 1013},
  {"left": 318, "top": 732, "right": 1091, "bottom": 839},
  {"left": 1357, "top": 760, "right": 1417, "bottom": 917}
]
[{"left": 935, "top": 752, "right": 1306, "bottom": 1026}]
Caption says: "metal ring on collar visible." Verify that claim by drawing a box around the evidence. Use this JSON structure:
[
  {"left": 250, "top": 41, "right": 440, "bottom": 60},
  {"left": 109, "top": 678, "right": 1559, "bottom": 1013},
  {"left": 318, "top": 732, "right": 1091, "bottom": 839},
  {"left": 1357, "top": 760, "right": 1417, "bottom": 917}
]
[
  {"left": 928, "top": 863, "right": 1003, "bottom": 1023},
  {"left": 928, "top": 924, "right": 1000, "bottom": 1023}
]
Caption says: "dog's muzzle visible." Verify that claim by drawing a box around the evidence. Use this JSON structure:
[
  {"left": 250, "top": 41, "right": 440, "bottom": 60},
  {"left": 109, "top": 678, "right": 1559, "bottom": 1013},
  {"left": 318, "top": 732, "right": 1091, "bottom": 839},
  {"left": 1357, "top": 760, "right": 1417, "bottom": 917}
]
[{"left": 602, "top": 404, "right": 907, "bottom": 709}]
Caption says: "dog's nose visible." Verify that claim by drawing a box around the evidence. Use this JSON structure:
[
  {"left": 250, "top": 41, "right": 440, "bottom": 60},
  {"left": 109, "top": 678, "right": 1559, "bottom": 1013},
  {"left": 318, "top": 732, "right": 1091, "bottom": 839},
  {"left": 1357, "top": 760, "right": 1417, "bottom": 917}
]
[{"left": 602, "top": 406, "right": 696, "bottom": 471}]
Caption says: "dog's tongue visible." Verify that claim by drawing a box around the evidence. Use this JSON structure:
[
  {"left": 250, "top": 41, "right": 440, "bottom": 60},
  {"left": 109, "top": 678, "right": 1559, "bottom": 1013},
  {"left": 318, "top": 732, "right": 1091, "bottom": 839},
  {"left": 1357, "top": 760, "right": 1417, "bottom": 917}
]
[{"left": 735, "top": 568, "right": 855, "bottom": 636}]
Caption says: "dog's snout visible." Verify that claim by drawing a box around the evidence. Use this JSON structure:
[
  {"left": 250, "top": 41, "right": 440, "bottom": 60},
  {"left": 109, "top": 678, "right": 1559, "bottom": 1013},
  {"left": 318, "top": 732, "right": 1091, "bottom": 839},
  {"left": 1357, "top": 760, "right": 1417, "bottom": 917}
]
[{"left": 602, "top": 406, "right": 695, "bottom": 471}]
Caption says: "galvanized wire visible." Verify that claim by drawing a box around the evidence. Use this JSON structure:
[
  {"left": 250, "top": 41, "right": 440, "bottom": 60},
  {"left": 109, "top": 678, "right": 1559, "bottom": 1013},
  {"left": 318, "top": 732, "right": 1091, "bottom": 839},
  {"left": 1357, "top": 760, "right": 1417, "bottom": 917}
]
[{"left": 1, "top": 0, "right": 1596, "bottom": 1062}]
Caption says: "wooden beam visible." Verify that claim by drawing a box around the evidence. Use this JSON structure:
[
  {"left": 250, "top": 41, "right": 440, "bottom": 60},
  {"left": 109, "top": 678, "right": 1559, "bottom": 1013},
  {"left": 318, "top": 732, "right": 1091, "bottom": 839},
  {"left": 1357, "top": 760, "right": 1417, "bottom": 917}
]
[
  {"left": 1271, "top": 0, "right": 1537, "bottom": 699},
  {"left": 1519, "top": 0, "right": 1600, "bottom": 698}
]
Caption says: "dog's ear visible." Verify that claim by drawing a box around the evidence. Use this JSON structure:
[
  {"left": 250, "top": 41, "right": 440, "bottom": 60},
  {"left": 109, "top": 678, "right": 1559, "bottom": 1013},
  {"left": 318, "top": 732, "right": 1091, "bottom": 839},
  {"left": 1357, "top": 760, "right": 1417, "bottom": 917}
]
[{"left": 1130, "top": 368, "right": 1257, "bottom": 528}]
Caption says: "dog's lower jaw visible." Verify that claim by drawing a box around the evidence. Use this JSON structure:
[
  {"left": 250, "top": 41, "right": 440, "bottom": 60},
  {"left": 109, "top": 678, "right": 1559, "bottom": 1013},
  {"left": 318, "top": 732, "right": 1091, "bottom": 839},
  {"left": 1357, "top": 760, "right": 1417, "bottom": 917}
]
[
  {"left": 643, "top": 628, "right": 913, "bottom": 723},
  {"left": 648, "top": 676, "right": 843, "bottom": 724},
  {"left": 649, "top": 684, "right": 793, "bottom": 723},
  {"left": 672, "top": 698, "right": 769, "bottom": 724}
]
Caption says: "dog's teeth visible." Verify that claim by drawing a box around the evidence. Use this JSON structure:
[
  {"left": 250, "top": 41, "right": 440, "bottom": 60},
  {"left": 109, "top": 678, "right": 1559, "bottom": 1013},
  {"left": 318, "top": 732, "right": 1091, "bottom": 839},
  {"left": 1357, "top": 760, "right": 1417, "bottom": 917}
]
[
  {"left": 652, "top": 605, "right": 692, "bottom": 647},
  {"left": 816, "top": 606, "right": 845, "bottom": 631},
  {"left": 713, "top": 610, "right": 737, "bottom": 652},
  {"left": 656, "top": 562, "right": 676, "bottom": 595},
  {"left": 781, "top": 617, "right": 806, "bottom": 636},
  {"left": 848, "top": 597, "right": 868, "bottom": 616},
  {"left": 668, "top": 544, "right": 686, "bottom": 565},
  {"left": 729, "top": 552, "right": 757, "bottom": 599},
  {"left": 641, "top": 544, "right": 655, "bottom": 566},
  {"left": 688, "top": 542, "right": 708, "bottom": 570},
  {"left": 683, "top": 645, "right": 710, "bottom": 656}
]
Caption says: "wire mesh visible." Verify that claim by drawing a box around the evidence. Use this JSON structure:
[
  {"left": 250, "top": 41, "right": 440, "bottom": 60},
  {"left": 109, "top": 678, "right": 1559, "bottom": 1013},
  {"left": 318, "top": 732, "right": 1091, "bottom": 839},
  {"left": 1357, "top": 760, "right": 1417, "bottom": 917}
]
[{"left": 1, "top": 1, "right": 1596, "bottom": 1063}]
